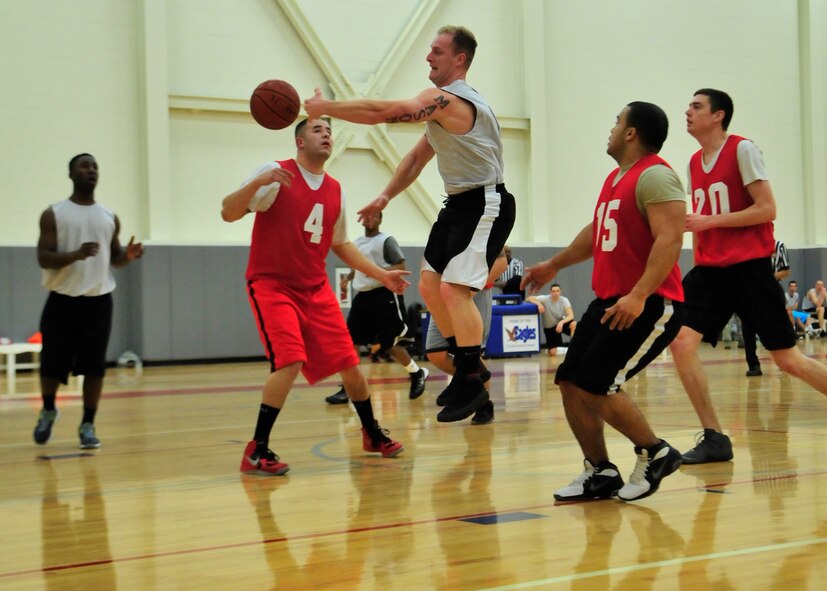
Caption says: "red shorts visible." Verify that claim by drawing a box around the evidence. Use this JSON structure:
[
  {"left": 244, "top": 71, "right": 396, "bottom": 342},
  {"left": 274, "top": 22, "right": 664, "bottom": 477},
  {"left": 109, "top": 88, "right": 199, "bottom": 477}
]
[{"left": 247, "top": 279, "right": 359, "bottom": 384}]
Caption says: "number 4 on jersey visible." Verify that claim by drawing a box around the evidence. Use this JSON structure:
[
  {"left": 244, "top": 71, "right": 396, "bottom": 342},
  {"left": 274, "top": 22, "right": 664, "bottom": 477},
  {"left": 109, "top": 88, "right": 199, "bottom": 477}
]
[{"left": 304, "top": 203, "right": 324, "bottom": 244}]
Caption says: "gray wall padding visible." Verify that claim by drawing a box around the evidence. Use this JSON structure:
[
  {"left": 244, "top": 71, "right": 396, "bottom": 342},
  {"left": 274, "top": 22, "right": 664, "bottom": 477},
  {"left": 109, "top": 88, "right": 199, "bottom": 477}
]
[{"left": 1, "top": 245, "right": 824, "bottom": 363}]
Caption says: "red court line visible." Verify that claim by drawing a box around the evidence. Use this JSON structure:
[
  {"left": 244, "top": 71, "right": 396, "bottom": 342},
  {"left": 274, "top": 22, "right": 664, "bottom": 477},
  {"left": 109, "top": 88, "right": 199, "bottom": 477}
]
[
  {"left": 1, "top": 468, "right": 822, "bottom": 580},
  {"left": 4, "top": 350, "right": 825, "bottom": 405},
  {"left": 0, "top": 508, "right": 501, "bottom": 579},
  {"left": 0, "top": 371, "right": 454, "bottom": 404}
]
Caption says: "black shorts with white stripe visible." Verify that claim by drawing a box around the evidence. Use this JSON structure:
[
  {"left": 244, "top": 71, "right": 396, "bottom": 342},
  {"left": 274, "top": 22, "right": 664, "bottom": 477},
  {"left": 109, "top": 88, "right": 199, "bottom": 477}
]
[
  {"left": 423, "top": 183, "right": 515, "bottom": 290},
  {"left": 556, "top": 295, "right": 683, "bottom": 395}
]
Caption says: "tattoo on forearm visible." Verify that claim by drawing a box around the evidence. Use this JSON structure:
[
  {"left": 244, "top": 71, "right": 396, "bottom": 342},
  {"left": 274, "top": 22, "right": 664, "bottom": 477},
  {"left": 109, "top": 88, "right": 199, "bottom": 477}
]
[{"left": 386, "top": 94, "right": 451, "bottom": 123}]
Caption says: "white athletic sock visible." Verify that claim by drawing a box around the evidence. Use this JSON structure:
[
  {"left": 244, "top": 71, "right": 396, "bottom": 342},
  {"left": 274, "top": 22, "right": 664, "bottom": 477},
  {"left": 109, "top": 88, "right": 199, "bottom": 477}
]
[{"left": 404, "top": 360, "right": 420, "bottom": 374}]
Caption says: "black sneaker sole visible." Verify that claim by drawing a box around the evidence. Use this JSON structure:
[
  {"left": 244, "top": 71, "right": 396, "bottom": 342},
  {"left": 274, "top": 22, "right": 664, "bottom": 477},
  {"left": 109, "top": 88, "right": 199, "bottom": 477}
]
[
  {"left": 325, "top": 391, "right": 349, "bottom": 405},
  {"left": 553, "top": 475, "right": 625, "bottom": 501},
  {"left": 436, "top": 386, "right": 456, "bottom": 407},
  {"left": 34, "top": 434, "right": 54, "bottom": 445},
  {"left": 480, "top": 367, "right": 492, "bottom": 383},
  {"left": 471, "top": 401, "right": 494, "bottom": 425},
  {"left": 437, "top": 384, "right": 489, "bottom": 423},
  {"left": 409, "top": 368, "right": 430, "bottom": 400},
  {"left": 553, "top": 490, "right": 621, "bottom": 502},
  {"left": 438, "top": 366, "right": 488, "bottom": 407},
  {"left": 33, "top": 415, "right": 60, "bottom": 445},
  {"left": 680, "top": 451, "right": 733, "bottom": 464}
]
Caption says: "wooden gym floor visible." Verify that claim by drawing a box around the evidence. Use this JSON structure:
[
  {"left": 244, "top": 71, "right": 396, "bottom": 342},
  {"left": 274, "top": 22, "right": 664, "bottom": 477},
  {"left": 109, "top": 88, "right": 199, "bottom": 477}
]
[{"left": 1, "top": 338, "right": 827, "bottom": 590}]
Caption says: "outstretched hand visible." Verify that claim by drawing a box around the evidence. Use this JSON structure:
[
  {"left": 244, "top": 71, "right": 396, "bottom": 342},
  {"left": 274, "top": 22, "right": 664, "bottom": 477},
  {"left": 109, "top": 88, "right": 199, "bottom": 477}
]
[
  {"left": 383, "top": 269, "right": 411, "bottom": 294},
  {"left": 125, "top": 236, "right": 144, "bottom": 260},
  {"left": 521, "top": 260, "right": 558, "bottom": 295},
  {"left": 357, "top": 196, "right": 390, "bottom": 224},
  {"left": 304, "top": 88, "right": 326, "bottom": 121}
]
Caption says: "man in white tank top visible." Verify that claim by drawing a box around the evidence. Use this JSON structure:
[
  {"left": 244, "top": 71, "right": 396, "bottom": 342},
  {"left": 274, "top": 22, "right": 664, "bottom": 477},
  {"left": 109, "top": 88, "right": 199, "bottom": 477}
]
[
  {"left": 33, "top": 153, "right": 144, "bottom": 449},
  {"left": 325, "top": 211, "right": 429, "bottom": 404},
  {"left": 305, "top": 25, "right": 516, "bottom": 423}
]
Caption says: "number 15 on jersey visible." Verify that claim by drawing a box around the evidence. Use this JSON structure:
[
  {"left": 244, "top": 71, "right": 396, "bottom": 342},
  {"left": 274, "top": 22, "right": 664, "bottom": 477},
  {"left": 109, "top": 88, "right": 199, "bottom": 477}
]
[{"left": 596, "top": 199, "right": 619, "bottom": 252}]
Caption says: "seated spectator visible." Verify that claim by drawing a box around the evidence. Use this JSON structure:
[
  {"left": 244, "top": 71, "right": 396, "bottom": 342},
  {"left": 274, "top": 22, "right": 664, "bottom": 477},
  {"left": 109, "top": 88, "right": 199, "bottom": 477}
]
[
  {"left": 493, "top": 245, "right": 524, "bottom": 298},
  {"left": 802, "top": 279, "right": 826, "bottom": 336},
  {"left": 526, "top": 283, "right": 577, "bottom": 356},
  {"left": 785, "top": 280, "right": 814, "bottom": 336}
]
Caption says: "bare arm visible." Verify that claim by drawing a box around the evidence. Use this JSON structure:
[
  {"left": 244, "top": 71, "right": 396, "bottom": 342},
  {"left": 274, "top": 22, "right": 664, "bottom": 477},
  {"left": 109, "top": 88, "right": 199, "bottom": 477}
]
[
  {"left": 341, "top": 258, "right": 405, "bottom": 292},
  {"left": 488, "top": 252, "right": 508, "bottom": 285},
  {"left": 686, "top": 179, "right": 776, "bottom": 233},
  {"left": 357, "top": 136, "right": 435, "bottom": 222},
  {"left": 37, "top": 208, "right": 100, "bottom": 269},
  {"left": 806, "top": 290, "right": 818, "bottom": 305},
  {"left": 331, "top": 242, "right": 410, "bottom": 294},
  {"left": 522, "top": 223, "right": 593, "bottom": 294},
  {"left": 603, "top": 200, "right": 685, "bottom": 330},
  {"left": 808, "top": 289, "right": 827, "bottom": 307},
  {"left": 525, "top": 296, "right": 546, "bottom": 314},
  {"left": 305, "top": 87, "right": 465, "bottom": 128},
  {"left": 110, "top": 216, "right": 144, "bottom": 268},
  {"left": 221, "top": 166, "right": 294, "bottom": 222}
]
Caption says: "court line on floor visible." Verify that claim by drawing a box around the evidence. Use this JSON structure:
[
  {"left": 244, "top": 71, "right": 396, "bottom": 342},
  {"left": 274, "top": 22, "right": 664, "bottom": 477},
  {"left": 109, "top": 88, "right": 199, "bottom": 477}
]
[
  {"left": 4, "top": 349, "right": 825, "bottom": 404},
  {"left": 475, "top": 536, "right": 827, "bottom": 590},
  {"left": 0, "top": 373, "right": 450, "bottom": 403},
  {"left": 2, "top": 465, "right": 825, "bottom": 580}
]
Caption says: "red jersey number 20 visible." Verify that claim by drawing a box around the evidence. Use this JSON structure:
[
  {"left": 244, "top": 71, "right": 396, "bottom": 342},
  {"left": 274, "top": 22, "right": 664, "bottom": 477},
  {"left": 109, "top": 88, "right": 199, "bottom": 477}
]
[{"left": 693, "top": 182, "right": 731, "bottom": 215}]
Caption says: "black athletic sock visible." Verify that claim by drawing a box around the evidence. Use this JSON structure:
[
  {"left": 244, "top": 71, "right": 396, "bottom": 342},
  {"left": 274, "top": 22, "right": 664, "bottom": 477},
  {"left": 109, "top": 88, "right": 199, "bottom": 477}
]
[
  {"left": 647, "top": 439, "right": 666, "bottom": 454},
  {"left": 43, "top": 394, "right": 56, "bottom": 412},
  {"left": 446, "top": 336, "right": 458, "bottom": 357},
  {"left": 455, "top": 345, "right": 482, "bottom": 379},
  {"left": 82, "top": 407, "right": 97, "bottom": 424},
  {"left": 253, "top": 404, "right": 280, "bottom": 451},
  {"left": 351, "top": 398, "right": 377, "bottom": 432}
]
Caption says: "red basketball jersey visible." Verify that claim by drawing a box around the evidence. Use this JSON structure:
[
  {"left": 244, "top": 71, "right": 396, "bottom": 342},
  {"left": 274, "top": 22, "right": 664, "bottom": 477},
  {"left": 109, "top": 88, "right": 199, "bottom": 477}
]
[
  {"left": 688, "top": 135, "right": 774, "bottom": 266},
  {"left": 246, "top": 159, "right": 342, "bottom": 290},
  {"left": 592, "top": 154, "right": 684, "bottom": 301}
]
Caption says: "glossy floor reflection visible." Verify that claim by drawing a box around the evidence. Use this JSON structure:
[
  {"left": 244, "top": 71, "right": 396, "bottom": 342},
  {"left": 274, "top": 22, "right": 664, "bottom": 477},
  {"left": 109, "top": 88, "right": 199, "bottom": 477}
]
[{"left": 1, "top": 339, "right": 827, "bottom": 590}]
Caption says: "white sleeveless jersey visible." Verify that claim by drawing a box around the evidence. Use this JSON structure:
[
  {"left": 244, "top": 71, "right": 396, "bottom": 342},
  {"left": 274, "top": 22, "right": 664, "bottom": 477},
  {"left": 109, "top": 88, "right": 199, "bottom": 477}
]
[
  {"left": 352, "top": 233, "right": 392, "bottom": 292},
  {"left": 41, "top": 200, "right": 117, "bottom": 296},
  {"left": 425, "top": 79, "right": 504, "bottom": 194}
]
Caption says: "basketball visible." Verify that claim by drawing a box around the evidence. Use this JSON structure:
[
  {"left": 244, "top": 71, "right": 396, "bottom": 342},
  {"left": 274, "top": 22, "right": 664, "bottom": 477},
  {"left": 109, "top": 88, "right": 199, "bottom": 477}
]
[{"left": 249, "top": 79, "right": 301, "bottom": 130}]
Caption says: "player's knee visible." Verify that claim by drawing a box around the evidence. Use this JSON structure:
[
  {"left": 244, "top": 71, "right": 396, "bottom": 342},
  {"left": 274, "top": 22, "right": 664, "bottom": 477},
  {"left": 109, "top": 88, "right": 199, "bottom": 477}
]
[
  {"left": 419, "top": 278, "right": 439, "bottom": 304},
  {"left": 770, "top": 349, "right": 803, "bottom": 376},
  {"left": 439, "top": 282, "right": 471, "bottom": 308},
  {"left": 668, "top": 329, "right": 696, "bottom": 357}
]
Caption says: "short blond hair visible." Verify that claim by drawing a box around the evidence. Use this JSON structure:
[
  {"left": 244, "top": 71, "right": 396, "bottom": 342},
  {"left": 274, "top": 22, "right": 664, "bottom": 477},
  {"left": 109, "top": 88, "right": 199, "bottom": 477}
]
[{"left": 437, "top": 25, "right": 477, "bottom": 68}]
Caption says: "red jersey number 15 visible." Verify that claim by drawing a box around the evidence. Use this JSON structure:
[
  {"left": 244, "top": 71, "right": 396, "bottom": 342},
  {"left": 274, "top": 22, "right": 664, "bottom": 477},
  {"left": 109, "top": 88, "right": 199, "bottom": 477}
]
[{"left": 596, "top": 199, "right": 620, "bottom": 252}]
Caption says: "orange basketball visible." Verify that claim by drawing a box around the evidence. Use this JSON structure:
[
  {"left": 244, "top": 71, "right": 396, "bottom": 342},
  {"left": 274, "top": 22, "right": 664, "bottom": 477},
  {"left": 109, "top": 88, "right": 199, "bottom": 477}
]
[{"left": 249, "top": 80, "right": 301, "bottom": 130}]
